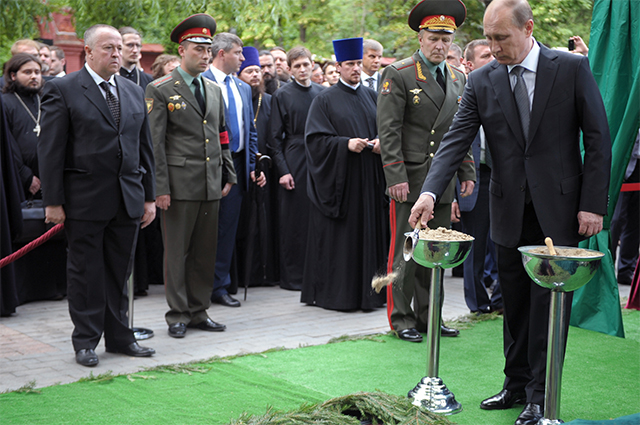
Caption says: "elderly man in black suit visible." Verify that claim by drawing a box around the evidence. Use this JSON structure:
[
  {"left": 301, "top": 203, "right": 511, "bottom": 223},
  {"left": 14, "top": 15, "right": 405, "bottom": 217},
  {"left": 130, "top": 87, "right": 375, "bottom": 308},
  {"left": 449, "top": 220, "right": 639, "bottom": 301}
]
[
  {"left": 39, "top": 24, "right": 156, "bottom": 367},
  {"left": 410, "top": 0, "right": 611, "bottom": 424}
]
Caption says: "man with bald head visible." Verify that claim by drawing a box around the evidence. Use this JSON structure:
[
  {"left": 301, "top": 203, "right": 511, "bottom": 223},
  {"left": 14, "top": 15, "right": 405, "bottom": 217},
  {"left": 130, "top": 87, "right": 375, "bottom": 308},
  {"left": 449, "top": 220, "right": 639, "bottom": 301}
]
[
  {"left": 39, "top": 24, "right": 157, "bottom": 367},
  {"left": 411, "top": 0, "right": 610, "bottom": 423}
]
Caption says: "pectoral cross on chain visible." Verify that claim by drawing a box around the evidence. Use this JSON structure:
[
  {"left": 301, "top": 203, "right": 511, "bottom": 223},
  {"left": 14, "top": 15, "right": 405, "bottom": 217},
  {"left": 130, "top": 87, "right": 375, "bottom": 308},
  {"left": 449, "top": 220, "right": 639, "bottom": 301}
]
[{"left": 33, "top": 124, "right": 41, "bottom": 137}]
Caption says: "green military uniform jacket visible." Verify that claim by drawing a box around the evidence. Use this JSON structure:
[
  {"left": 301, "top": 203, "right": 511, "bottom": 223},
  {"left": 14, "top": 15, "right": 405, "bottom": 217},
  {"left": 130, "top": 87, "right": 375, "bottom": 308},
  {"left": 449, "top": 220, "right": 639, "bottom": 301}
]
[
  {"left": 377, "top": 50, "right": 475, "bottom": 204},
  {"left": 145, "top": 68, "right": 236, "bottom": 201}
]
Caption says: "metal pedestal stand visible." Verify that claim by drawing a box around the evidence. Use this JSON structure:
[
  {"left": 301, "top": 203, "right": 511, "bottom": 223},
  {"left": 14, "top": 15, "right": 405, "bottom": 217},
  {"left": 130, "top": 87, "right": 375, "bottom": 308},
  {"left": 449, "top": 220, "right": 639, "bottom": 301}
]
[
  {"left": 127, "top": 272, "right": 154, "bottom": 340},
  {"left": 519, "top": 245, "right": 604, "bottom": 425},
  {"left": 403, "top": 234, "right": 474, "bottom": 415}
]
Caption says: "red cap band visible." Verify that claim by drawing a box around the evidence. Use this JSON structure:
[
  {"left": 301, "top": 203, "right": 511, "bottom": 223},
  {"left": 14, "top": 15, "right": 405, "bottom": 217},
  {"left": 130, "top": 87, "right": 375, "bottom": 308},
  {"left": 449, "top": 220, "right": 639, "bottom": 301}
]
[{"left": 178, "top": 27, "right": 212, "bottom": 43}]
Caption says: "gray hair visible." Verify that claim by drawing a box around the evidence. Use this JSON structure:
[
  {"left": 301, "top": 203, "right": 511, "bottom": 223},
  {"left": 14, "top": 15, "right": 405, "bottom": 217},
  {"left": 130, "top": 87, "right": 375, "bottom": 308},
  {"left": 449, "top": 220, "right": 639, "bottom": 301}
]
[
  {"left": 449, "top": 43, "right": 463, "bottom": 58},
  {"left": 84, "top": 24, "right": 119, "bottom": 49},
  {"left": 50, "top": 45, "right": 65, "bottom": 59},
  {"left": 118, "top": 26, "right": 141, "bottom": 38},
  {"left": 363, "top": 39, "right": 383, "bottom": 53},
  {"left": 211, "top": 33, "right": 243, "bottom": 57}
]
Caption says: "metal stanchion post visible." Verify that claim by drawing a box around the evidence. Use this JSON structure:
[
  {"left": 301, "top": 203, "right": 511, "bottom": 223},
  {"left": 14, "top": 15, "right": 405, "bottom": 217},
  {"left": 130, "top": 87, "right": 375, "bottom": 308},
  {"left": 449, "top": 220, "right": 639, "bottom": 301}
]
[
  {"left": 127, "top": 270, "right": 154, "bottom": 340},
  {"left": 404, "top": 235, "right": 473, "bottom": 415},
  {"left": 518, "top": 244, "right": 605, "bottom": 425}
]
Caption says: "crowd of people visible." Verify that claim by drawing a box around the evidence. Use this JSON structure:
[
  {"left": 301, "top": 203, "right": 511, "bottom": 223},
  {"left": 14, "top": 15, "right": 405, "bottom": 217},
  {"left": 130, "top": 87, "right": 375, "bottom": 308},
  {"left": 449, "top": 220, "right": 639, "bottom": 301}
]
[{"left": 0, "top": 0, "right": 635, "bottom": 424}]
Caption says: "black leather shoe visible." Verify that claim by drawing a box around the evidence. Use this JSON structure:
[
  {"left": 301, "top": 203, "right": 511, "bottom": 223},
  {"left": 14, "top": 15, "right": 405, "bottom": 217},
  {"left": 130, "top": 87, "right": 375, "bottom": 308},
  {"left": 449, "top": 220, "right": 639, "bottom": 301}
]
[
  {"left": 480, "top": 389, "right": 526, "bottom": 410},
  {"left": 397, "top": 328, "right": 423, "bottom": 342},
  {"left": 106, "top": 342, "right": 155, "bottom": 357},
  {"left": 188, "top": 318, "right": 226, "bottom": 332},
  {"left": 212, "top": 293, "right": 241, "bottom": 307},
  {"left": 440, "top": 324, "right": 460, "bottom": 337},
  {"left": 168, "top": 323, "right": 187, "bottom": 338},
  {"left": 75, "top": 349, "right": 99, "bottom": 367},
  {"left": 515, "top": 403, "right": 543, "bottom": 425}
]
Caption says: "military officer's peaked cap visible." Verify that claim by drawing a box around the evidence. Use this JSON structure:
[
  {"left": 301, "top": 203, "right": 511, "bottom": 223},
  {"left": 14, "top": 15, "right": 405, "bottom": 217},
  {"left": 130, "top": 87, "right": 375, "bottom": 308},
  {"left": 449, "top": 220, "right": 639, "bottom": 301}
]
[
  {"left": 408, "top": 0, "right": 466, "bottom": 33},
  {"left": 171, "top": 13, "right": 217, "bottom": 44}
]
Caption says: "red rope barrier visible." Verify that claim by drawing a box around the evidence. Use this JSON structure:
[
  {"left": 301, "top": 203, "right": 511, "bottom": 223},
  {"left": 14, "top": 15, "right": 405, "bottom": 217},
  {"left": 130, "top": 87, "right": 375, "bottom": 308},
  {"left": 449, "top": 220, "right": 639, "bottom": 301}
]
[{"left": 0, "top": 223, "right": 65, "bottom": 269}]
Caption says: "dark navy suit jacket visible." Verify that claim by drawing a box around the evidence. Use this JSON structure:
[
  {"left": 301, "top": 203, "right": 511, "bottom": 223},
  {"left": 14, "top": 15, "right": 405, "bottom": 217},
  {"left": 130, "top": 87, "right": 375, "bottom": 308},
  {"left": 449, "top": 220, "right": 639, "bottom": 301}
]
[
  {"left": 202, "top": 68, "right": 257, "bottom": 191},
  {"left": 422, "top": 43, "right": 611, "bottom": 248}
]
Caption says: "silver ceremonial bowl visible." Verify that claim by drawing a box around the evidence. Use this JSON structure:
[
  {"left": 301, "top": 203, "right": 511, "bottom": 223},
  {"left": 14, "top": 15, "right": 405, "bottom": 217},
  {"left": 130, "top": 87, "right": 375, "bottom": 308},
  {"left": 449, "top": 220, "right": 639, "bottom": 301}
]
[
  {"left": 403, "top": 233, "right": 474, "bottom": 269},
  {"left": 518, "top": 246, "right": 605, "bottom": 292}
]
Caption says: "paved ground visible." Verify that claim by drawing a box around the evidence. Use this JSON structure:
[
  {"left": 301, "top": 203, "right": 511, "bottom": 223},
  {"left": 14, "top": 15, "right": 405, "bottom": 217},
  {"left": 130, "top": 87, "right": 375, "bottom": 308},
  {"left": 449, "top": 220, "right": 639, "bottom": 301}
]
[{"left": 0, "top": 273, "right": 630, "bottom": 393}]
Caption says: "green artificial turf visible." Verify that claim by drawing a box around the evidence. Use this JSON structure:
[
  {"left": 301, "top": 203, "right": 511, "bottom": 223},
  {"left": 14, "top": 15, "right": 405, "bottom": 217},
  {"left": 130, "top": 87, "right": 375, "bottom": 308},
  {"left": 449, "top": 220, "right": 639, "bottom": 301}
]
[{"left": 1, "top": 312, "right": 638, "bottom": 425}]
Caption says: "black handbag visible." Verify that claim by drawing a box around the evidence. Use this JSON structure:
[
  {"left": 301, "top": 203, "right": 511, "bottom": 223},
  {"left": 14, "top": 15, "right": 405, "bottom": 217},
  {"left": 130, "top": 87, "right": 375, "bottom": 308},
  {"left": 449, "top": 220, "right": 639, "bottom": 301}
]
[{"left": 14, "top": 199, "right": 61, "bottom": 244}]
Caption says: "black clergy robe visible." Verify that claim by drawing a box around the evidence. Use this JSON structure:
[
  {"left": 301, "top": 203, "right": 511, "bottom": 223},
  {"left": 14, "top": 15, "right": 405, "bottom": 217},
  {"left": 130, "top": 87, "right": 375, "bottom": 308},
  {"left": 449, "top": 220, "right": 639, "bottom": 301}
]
[
  {"left": 233, "top": 91, "right": 282, "bottom": 287},
  {"left": 302, "top": 81, "right": 388, "bottom": 311},
  {"left": 2, "top": 93, "right": 40, "bottom": 196},
  {"left": 267, "top": 81, "right": 324, "bottom": 290},
  {"left": 1, "top": 95, "right": 23, "bottom": 316},
  {"left": 2, "top": 92, "right": 67, "bottom": 304}
]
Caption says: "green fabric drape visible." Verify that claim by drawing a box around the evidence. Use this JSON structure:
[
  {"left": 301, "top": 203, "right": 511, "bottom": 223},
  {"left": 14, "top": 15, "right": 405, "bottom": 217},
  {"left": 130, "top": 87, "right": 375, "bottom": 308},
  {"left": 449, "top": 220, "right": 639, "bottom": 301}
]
[{"left": 571, "top": 0, "right": 640, "bottom": 337}]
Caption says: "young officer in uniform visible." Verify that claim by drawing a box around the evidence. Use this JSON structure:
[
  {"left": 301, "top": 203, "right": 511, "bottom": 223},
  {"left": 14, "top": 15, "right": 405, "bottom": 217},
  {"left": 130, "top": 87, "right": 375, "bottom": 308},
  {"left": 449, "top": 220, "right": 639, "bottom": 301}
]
[{"left": 145, "top": 14, "right": 237, "bottom": 338}]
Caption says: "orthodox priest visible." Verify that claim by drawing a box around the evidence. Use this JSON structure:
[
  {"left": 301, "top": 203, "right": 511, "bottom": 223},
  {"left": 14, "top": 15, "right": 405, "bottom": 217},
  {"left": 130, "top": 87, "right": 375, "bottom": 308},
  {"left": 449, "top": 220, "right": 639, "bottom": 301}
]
[{"left": 302, "top": 38, "right": 388, "bottom": 311}]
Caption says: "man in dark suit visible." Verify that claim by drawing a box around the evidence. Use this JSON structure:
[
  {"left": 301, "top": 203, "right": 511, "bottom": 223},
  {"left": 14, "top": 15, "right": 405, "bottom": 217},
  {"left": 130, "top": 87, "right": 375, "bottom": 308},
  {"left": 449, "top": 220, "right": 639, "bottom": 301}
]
[
  {"left": 203, "top": 33, "right": 261, "bottom": 308},
  {"left": 39, "top": 24, "right": 156, "bottom": 367},
  {"left": 452, "top": 39, "right": 502, "bottom": 314},
  {"left": 410, "top": 1, "right": 611, "bottom": 424}
]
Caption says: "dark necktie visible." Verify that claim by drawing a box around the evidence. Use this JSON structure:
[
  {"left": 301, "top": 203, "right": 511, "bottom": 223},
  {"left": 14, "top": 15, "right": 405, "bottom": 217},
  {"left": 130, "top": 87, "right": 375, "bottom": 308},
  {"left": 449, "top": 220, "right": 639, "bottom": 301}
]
[
  {"left": 99, "top": 81, "right": 120, "bottom": 127},
  {"left": 225, "top": 75, "right": 240, "bottom": 152},
  {"left": 512, "top": 66, "right": 530, "bottom": 142},
  {"left": 192, "top": 77, "right": 206, "bottom": 114},
  {"left": 366, "top": 77, "right": 375, "bottom": 88},
  {"left": 436, "top": 67, "right": 446, "bottom": 94}
]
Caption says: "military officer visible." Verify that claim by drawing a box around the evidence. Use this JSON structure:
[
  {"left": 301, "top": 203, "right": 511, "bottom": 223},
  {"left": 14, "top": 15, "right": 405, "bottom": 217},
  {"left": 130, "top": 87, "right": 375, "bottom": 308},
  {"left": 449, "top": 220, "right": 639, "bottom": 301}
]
[
  {"left": 145, "top": 14, "right": 236, "bottom": 338},
  {"left": 377, "top": 0, "right": 476, "bottom": 342}
]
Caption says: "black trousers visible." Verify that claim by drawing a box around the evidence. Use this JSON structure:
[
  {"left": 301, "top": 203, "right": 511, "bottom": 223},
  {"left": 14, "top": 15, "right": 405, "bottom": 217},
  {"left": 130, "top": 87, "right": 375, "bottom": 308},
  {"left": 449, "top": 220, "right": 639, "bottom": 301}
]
[
  {"left": 65, "top": 204, "right": 139, "bottom": 352},
  {"left": 496, "top": 202, "right": 573, "bottom": 406}
]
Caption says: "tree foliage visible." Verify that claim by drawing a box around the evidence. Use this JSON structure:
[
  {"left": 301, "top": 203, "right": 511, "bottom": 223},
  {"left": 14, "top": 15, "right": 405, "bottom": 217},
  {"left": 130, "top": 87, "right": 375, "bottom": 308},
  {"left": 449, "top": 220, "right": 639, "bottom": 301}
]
[
  {"left": 1, "top": 0, "right": 594, "bottom": 65},
  {"left": 0, "top": 0, "right": 53, "bottom": 63}
]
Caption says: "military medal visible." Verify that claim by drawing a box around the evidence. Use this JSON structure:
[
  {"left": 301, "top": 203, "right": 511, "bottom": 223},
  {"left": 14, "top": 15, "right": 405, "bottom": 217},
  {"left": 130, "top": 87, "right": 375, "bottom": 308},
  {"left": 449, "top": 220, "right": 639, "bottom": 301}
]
[
  {"left": 410, "top": 88, "right": 422, "bottom": 105},
  {"left": 175, "top": 103, "right": 181, "bottom": 110},
  {"left": 168, "top": 103, "right": 175, "bottom": 112}
]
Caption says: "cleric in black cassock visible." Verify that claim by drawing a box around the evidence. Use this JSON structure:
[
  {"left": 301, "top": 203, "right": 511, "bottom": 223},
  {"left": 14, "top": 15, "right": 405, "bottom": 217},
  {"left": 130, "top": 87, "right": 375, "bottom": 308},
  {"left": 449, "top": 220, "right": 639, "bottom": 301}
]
[
  {"left": 267, "top": 48, "right": 324, "bottom": 291},
  {"left": 302, "top": 38, "right": 388, "bottom": 311}
]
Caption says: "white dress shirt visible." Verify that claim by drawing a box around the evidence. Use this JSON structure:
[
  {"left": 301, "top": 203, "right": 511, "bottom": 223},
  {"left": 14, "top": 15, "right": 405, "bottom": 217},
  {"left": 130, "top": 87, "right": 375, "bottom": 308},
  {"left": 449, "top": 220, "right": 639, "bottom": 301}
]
[{"left": 209, "top": 65, "right": 245, "bottom": 152}]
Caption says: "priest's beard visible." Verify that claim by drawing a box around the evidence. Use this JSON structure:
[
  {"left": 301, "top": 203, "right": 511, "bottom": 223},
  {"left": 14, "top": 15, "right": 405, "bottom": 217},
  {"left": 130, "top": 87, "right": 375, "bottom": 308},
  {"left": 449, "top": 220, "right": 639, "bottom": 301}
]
[
  {"left": 264, "top": 77, "right": 279, "bottom": 95},
  {"left": 15, "top": 83, "right": 41, "bottom": 97},
  {"left": 251, "top": 81, "right": 265, "bottom": 100}
]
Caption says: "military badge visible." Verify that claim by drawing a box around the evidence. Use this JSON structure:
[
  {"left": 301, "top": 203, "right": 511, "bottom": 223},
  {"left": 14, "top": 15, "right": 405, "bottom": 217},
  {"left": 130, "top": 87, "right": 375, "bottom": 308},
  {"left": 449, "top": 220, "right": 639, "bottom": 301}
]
[
  {"left": 175, "top": 103, "right": 181, "bottom": 110},
  {"left": 169, "top": 95, "right": 182, "bottom": 101},
  {"left": 410, "top": 88, "right": 422, "bottom": 105},
  {"left": 181, "top": 102, "right": 187, "bottom": 109},
  {"left": 381, "top": 79, "right": 392, "bottom": 95},
  {"left": 457, "top": 95, "right": 462, "bottom": 104},
  {"left": 168, "top": 103, "right": 175, "bottom": 112},
  {"left": 145, "top": 98, "right": 153, "bottom": 113}
]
